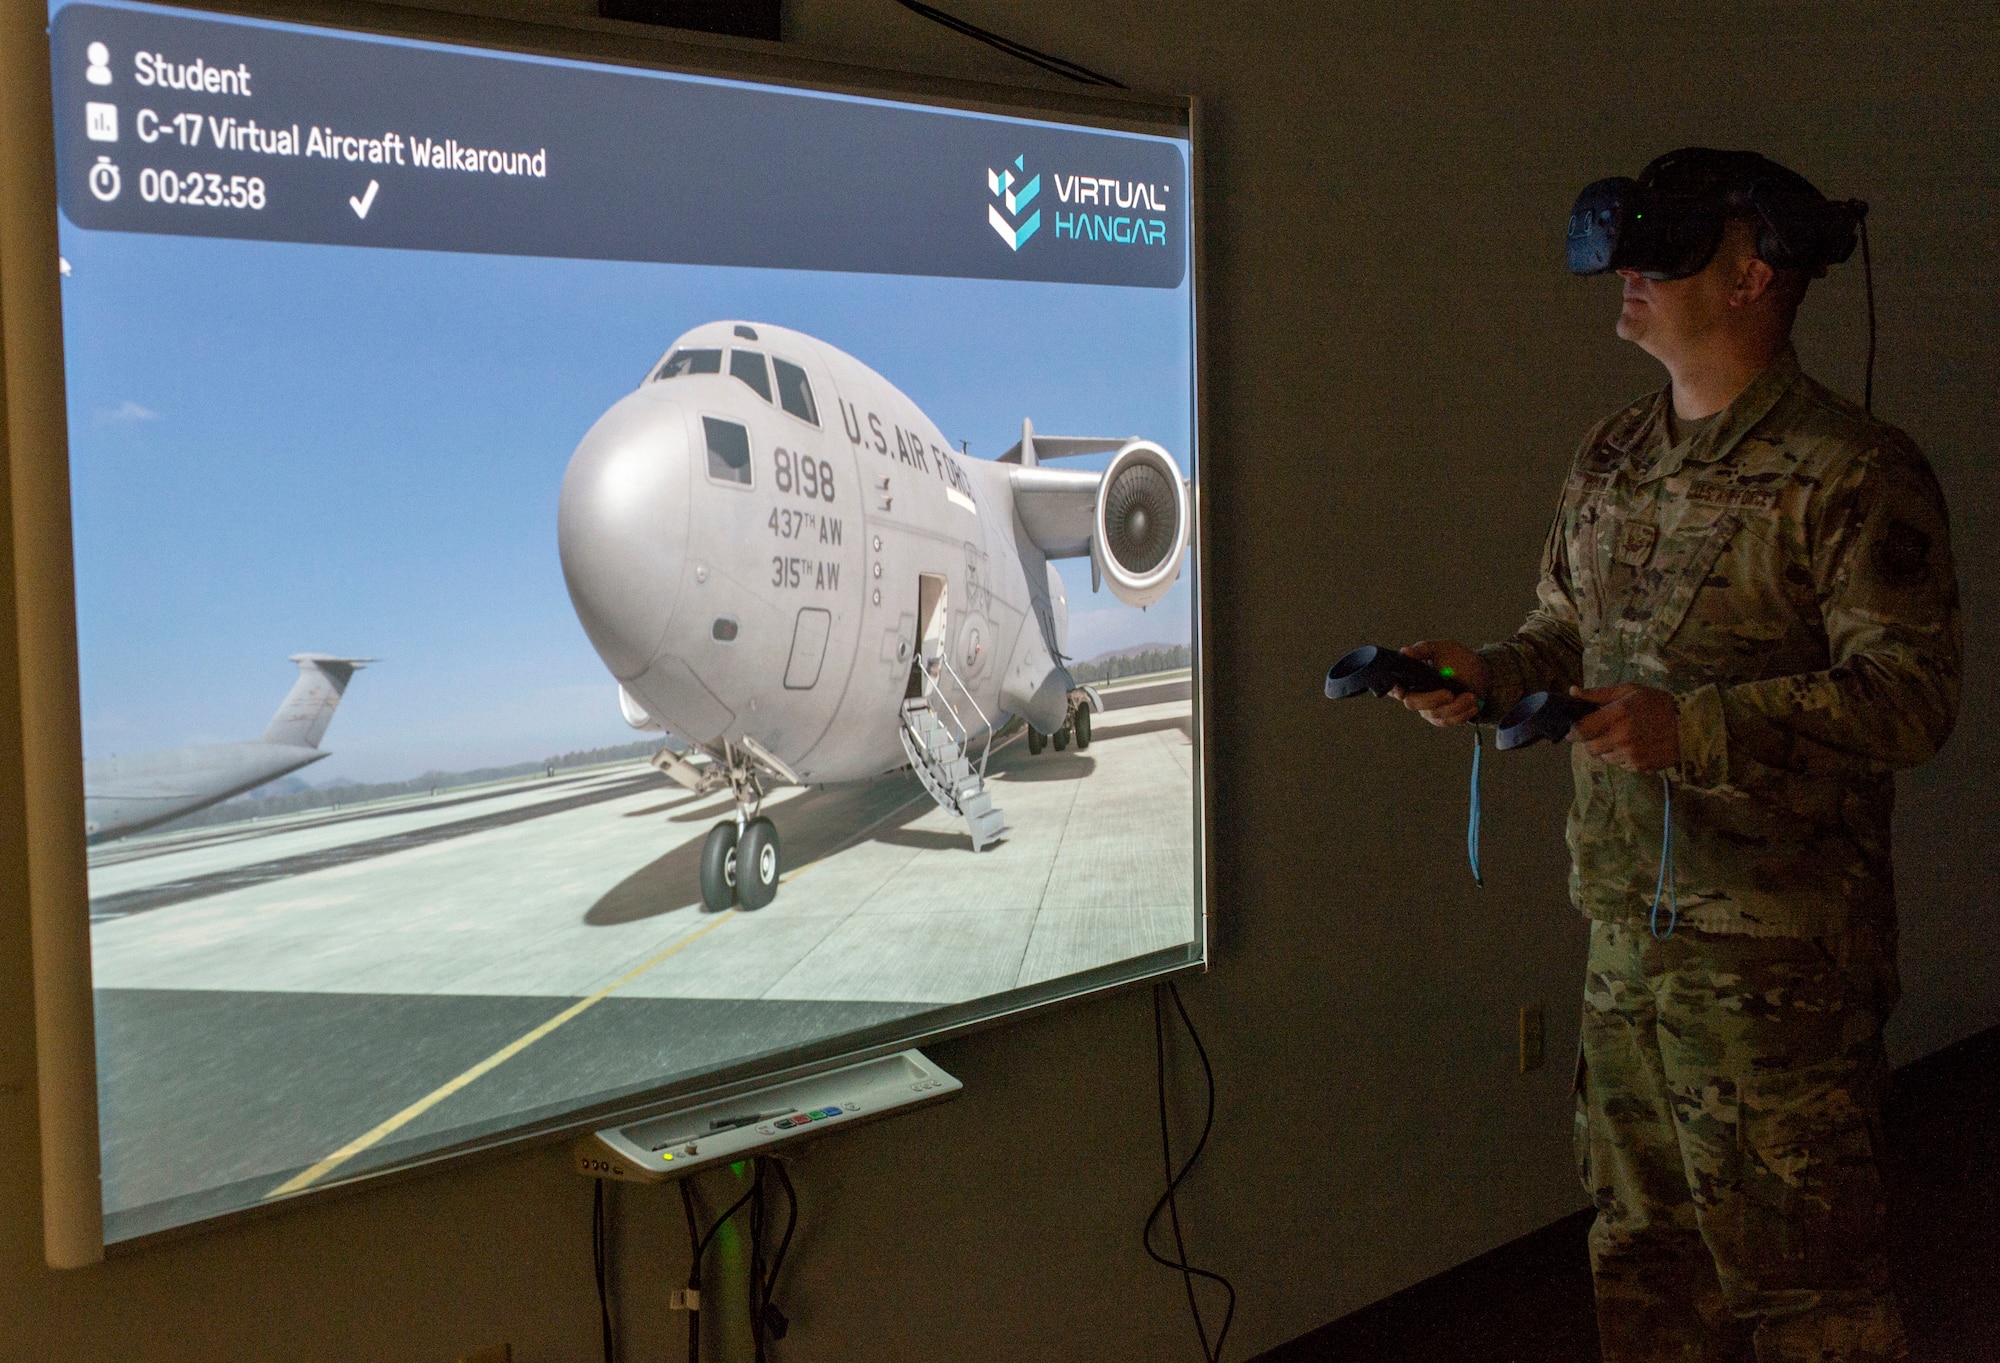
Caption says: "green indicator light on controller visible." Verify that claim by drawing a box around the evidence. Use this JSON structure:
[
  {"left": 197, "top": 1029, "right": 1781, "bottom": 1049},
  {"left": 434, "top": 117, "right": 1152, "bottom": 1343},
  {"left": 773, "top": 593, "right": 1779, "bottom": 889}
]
[{"left": 1439, "top": 666, "right": 1456, "bottom": 678}]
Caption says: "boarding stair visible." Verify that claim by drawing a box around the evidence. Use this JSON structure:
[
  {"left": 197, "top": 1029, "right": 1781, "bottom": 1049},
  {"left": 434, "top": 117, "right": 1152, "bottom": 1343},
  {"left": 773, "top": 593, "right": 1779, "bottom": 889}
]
[{"left": 899, "top": 650, "right": 1006, "bottom": 852}]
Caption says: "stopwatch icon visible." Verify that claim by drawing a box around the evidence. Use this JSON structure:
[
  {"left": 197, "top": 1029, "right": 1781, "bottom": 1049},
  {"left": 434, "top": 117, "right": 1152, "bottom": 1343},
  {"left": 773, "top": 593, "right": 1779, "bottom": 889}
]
[{"left": 88, "top": 155, "right": 121, "bottom": 202}]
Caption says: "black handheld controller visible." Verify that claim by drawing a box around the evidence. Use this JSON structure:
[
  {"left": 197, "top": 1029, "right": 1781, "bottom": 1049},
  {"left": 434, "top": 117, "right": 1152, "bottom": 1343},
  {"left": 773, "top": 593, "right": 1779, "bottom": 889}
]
[
  {"left": 1323, "top": 645, "right": 1470, "bottom": 701},
  {"left": 1495, "top": 691, "right": 1601, "bottom": 750}
]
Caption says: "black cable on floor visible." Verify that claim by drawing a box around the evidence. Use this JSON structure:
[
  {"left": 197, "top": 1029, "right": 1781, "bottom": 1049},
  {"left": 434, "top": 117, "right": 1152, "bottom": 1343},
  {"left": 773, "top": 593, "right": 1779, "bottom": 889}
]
[
  {"left": 1145, "top": 979, "right": 1236, "bottom": 1362},
  {"left": 679, "top": 1170, "right": 762, "bottom": 1363},
  {"left": 753, "top": 1157, "right": 797, "bottom": 1357},
  {"left": 766, "top": 1159, "right": 799, "bottom": 1327},
  {"left": 749, "top": 1162, "right": 765, "bottom": 1363},
  {"left": 593, "top": 1178, "right": 616, "bottom": 1363},
  {"left": 892, "top": 0, "right": 1126, "bottom": 88},
  {"left": 678, "top": 1180, "right": 702, "bottom": 1363}
]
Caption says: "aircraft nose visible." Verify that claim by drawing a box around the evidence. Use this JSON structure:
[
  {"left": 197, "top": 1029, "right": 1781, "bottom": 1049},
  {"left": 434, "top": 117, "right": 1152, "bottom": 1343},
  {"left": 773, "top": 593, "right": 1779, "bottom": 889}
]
[{"left": 558, "top": 391, "right": 690, "bottom": 681}]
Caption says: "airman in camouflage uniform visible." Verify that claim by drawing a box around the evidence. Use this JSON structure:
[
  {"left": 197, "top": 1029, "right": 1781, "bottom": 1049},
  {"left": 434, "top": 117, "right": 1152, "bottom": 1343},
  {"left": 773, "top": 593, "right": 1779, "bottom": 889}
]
[{"left": 1400, "top": 160, "right": 1960, "bottom": 1362}]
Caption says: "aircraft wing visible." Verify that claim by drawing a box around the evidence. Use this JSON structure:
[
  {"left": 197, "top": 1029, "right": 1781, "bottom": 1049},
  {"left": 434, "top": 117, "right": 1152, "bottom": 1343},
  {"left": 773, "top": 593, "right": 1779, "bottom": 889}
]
[
  {"left": 1008, "top": 466, "right": 1101, "bottom": 559},
  {"left": 996, "top": 416, "right": 1131, "bottom": 466}
]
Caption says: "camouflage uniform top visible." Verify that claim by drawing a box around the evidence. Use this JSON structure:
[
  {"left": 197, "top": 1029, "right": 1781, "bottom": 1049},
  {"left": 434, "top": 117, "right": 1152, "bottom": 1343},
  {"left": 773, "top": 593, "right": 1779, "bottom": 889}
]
[{"left": 1480, "top": 347, "right": 1961, "bottom": 937}]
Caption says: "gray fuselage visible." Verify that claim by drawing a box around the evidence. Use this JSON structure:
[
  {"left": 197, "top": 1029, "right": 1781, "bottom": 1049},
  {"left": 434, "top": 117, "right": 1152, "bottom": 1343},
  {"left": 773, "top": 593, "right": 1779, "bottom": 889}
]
[
  {"left": 559, "top": 322, "right": 1076, "bottom": 785},
  {"left": 85, "top": 742, "right": 327, "bottom": 842}
]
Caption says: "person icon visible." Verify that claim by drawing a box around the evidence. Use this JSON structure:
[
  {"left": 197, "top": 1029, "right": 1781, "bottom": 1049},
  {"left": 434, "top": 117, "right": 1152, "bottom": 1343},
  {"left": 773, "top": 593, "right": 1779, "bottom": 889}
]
[{"left": 85, "top": 41, "right": 112, "bottom": 85}]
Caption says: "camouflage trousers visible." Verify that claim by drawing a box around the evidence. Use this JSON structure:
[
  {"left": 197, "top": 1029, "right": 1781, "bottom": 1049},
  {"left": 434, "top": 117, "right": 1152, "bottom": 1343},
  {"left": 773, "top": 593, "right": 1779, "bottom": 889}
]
[{"left": 1577, "top": 921, "right": 1906, "bottom": 1363}]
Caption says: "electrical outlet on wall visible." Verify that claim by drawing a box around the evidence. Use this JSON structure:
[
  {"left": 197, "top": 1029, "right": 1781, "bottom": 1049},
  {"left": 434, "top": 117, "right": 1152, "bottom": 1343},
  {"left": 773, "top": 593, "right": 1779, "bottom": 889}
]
[{"left": 1519, "top": 1005, "right": 1545, "bottom": 1073}]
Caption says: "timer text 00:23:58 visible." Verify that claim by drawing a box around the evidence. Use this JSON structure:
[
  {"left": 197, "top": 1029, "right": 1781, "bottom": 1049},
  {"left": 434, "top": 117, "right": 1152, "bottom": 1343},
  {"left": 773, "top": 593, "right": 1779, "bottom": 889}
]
[{"left": 137, "top": 167, "right": 268, "bottom": 209}]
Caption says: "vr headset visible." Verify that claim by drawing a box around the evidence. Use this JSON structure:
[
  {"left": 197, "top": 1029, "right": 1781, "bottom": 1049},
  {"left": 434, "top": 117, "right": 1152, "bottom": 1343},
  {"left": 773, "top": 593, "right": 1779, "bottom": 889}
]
[{"left": 1566, "top": 147, "right": 1867, "bottom": 281}]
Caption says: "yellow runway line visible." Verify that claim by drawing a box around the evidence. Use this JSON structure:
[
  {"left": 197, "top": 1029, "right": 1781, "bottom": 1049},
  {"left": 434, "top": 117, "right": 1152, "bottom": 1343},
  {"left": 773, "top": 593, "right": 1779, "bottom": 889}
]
[{"left": 265, "top": 910, "right": 738, "bottom": 1199}]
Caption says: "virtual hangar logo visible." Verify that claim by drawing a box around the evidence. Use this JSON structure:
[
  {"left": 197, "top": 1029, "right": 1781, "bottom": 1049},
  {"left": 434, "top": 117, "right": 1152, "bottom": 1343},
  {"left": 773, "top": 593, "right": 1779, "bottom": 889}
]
[
  {"left": 986, "top": 155, "right": 1173, "bottom": 253},
  {"left": 987, "top": 155, "right": 1041, "bottom": 250}
]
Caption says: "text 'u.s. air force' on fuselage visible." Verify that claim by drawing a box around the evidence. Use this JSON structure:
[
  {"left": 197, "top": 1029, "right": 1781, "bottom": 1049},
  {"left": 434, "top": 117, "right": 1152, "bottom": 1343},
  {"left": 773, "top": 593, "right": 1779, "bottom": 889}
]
[
  {"left": 557, "top": 321, "right": 1188, "bottom": 912},
  {"left": 83, "top": 653, "right": 373, "bottom": 843}
]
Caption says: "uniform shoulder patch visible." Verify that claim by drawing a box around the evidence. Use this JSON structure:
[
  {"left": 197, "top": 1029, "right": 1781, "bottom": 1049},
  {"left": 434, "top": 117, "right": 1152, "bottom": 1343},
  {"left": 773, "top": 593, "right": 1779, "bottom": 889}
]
[{"left": 1872, "top": 519, "right": 1932, "bottom": 586}]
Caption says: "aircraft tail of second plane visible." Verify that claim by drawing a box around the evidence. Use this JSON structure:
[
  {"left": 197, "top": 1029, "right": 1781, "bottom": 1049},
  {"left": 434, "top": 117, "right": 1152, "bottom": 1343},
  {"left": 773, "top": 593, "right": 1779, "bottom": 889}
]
[{"left": 260, "top": 654, "right": 376, "bottom": 749}]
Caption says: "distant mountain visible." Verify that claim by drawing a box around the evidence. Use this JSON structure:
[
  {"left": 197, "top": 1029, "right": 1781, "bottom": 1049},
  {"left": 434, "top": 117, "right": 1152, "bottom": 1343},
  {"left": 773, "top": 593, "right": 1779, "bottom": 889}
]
[
  {"left": 1071, "top": 642, "right": 1191, "bottom": 685},
  {"left": 238, "top": 774, "right": 314, "bottom": 800}
]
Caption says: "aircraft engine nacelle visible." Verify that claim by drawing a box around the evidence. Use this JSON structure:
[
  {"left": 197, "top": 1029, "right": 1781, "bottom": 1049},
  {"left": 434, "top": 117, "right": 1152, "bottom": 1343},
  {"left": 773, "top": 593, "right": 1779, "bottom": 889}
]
[{"left": 1091, "top": 441, "right": 1189, "bottom": 609}]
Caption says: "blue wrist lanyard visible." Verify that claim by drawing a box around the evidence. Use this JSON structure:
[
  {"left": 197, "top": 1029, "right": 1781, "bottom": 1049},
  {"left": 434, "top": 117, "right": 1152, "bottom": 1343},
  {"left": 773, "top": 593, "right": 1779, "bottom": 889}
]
[
  {"left": 1465, "top": 727, "right": 1677, "bottom": 941},
  {"left": 1650, "top": 774, "right": 1678, "bottom": 939},
  {"left": 1467, "top": 725, "right": 1484, "bottom": 888}
]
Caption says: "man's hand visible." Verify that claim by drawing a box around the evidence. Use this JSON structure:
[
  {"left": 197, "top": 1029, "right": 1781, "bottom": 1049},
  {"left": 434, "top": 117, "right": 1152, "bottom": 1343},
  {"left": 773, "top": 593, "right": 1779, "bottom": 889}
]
[
  {"left": 1395, "top": 641, "right": 1491, "bottom": 728},
  {"left": 1569, "top": 683, "right": 1680, "bottom": 772}
]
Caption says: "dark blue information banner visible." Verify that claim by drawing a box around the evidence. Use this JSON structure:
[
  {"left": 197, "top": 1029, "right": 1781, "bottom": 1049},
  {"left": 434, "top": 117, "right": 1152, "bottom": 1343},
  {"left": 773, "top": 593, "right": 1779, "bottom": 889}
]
[{"left": 51, "top": 1, "right": 1188, "bottom": 286}]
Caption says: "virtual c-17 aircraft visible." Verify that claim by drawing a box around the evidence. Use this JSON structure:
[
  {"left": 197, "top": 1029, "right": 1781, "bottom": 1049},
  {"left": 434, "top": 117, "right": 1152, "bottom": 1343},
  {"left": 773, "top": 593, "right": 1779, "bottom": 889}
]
[
  {"left": 83, "top": 654, "right": 372, "bottom": 843},
  {"left": 559, "top": 321, "right": 1189, "bottom": 913}
]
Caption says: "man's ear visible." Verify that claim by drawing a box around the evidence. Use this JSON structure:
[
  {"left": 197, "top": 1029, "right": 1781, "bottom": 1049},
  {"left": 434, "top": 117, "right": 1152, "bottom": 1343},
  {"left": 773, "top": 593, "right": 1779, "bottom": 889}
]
[{"left": 1731, "top": 253, "right": 1778, "bottom": 308}]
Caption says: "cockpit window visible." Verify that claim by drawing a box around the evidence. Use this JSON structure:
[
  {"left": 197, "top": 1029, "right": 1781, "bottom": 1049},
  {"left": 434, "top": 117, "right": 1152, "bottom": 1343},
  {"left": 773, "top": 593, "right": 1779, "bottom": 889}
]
[
  {"left": 702, "top": 416, "right": 752, "bottom": 486},
  {"left": 656, "top": 348, "right": 721, "bottom": 380},
  {"left": 729, "top": 349, "right": 773, "bottom": 402},
  {"left": 773, "top": 359, "right": 819, "bottom": 426}
]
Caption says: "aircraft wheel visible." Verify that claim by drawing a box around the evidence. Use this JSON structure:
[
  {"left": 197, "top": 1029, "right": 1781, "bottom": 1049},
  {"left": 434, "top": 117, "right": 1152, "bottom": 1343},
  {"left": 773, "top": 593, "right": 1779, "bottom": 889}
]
[
  {"left": 737, "top": 818, "right": 781, "bottom": 910},
  {"left": 1053, "top": 725, "right": 1070, "bottom": 751},
  {"left": 699, "top": 821, "right": 738, "bottom": 912},
  {"left": 1073, "top": 705, "right": 1092, "bottom": 750},
  {"left": 1027, "top": 728, "right": 1046, "bottom": 756}
]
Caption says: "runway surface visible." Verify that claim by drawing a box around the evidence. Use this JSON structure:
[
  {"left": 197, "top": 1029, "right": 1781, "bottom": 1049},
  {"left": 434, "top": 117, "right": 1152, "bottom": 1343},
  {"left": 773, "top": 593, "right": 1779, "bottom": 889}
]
[{"left": 89, "top": 675, "right": 1198, "bottom": 1236}]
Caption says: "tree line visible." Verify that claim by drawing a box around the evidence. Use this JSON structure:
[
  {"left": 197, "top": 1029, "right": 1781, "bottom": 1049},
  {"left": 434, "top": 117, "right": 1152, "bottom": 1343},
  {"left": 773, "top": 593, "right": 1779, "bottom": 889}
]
[{"left": 1070, "top": 644, "right": 1191, "bottom": 684}]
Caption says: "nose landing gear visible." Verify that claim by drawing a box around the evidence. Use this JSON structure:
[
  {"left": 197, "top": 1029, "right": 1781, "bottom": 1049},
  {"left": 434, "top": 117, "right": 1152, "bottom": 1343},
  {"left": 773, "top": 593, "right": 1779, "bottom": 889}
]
[
  {"left": 737, "top": 818, "right": 780, "bottom": 910},
  {"left": 698, "top": 821, "right": 739, "bottom": 913},
  {"left": 696, "top": 740, "right": 785, "bottom": 912}
]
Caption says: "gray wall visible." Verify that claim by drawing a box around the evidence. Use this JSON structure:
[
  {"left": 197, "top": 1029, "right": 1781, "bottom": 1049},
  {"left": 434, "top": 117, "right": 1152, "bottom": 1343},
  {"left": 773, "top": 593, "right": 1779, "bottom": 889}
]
[{"left": 3, "top": 2, "right": 1994, "bottom": 1358}]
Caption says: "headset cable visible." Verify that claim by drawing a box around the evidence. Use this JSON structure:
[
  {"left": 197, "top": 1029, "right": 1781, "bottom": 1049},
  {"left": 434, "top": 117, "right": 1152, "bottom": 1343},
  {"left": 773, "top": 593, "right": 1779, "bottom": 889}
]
[{"left": 892, "top": 0, "right": 1126, "bottom": 88}]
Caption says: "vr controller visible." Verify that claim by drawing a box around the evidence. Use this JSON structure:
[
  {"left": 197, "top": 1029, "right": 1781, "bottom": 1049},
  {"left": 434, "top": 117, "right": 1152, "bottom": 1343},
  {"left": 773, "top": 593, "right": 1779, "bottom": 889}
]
[
  {"left": 1323, "top": 645, "right": 1469, "bottom": 701},
  {"left": 1322, "top": 650, "right": 1612, "bottom": 892},
  {"left": 1495, "top": 691, "right": 1600, "bottom": 750}
]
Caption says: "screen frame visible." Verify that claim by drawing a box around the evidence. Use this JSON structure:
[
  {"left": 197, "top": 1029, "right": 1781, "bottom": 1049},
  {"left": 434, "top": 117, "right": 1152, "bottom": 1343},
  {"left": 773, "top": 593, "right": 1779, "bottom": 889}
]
[{"left": 1, "top": 0, "right": 1211, "bottom": 1263}]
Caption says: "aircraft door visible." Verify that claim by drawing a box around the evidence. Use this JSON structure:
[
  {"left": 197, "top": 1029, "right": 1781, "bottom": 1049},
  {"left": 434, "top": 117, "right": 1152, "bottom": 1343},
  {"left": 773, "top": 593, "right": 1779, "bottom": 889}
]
[
  {"left": 918, "top": 573, "right": 948, "bottom": 660},
  {"left": 785, "top": 607, "right": 832, "bottom": 689},
  {"left": 909, "top": 572, "right": 947, "bottom": 697}
]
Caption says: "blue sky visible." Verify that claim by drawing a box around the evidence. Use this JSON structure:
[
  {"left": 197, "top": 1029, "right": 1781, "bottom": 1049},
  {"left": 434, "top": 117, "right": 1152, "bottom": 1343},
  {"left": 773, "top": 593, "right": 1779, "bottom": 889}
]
[{"left": 57, "top": 230, "right": 1194, "bottom": 782}]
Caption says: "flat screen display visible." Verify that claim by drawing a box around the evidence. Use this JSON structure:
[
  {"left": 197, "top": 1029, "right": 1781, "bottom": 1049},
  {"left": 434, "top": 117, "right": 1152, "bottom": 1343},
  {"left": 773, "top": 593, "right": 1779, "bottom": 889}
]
[{"left": 47, "top": 0, "right": 1201, "bottom": 1239}]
